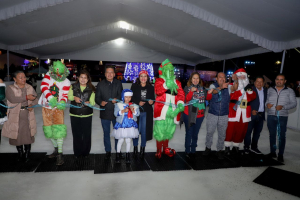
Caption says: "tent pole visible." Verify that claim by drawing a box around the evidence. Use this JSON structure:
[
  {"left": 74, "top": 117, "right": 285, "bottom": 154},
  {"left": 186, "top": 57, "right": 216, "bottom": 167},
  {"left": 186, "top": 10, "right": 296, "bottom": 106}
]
[
  {"left": 223, "top": 60, "right": 225, "bottom": 72},
  {"left": 280, "top": 50, "right": 286, "bottom": 73},
  {"left": 39, "top": 58, "right": 41, "bottom": 75},
  {"left": 7, "top": 50, "right": 9, "bottom": 77}
]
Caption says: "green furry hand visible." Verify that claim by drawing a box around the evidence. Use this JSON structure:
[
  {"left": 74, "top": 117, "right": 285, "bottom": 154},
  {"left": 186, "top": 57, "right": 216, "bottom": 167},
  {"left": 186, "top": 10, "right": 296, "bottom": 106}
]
[
  {"left": 177, "top": 103, "right": 184, "bottom": 112},
  {"left": 166, "top": 79, "right": 178, "bottom": 95},
  {"left": 49, "top": 97, "right": 57, "bottom": 108},
  {"left": 57, "top": 100, "right": 66, "bottom": 110},
  {"left": 170, "top": 103, "right": 184, "bottom": 118}
]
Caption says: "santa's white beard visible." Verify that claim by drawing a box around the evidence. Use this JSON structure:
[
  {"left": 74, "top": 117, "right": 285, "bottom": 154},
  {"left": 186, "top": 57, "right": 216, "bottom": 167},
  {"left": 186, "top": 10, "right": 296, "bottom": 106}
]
[{"left": 238, "top": 78, "right": 249, "bottom": 90}]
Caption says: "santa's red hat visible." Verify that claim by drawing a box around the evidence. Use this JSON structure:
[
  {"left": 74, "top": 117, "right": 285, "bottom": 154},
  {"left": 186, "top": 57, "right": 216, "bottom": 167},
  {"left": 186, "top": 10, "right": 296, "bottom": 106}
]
[{"left": 234, "top": 68, "right": 247, "bottom": 76}]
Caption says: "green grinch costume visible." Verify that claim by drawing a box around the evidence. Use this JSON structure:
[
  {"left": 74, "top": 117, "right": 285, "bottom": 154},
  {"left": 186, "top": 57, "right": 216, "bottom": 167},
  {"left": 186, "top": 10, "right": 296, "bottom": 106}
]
[
  {"left": 39, "top": 61, "right": 70, "bottom": 165},
  {"left": 153, "top": 59, "right": 185, "bottom": 158}
]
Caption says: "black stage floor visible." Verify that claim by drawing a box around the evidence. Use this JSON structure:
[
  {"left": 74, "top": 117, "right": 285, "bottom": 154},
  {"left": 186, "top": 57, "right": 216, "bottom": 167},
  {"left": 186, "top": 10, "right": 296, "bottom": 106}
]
[{"left": 0, "top": 151, "right": 283, "bottom": 174}]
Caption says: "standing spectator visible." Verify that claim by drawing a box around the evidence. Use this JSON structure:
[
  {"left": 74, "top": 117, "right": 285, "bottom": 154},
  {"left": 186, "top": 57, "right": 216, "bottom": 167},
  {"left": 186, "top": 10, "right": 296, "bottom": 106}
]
[
  {"left": 96, "top": 66, "right": 123, "bottom": 160},
  {"left": 131, "top": 70, "right": 155, "bottom": 158},
  {"left": 68, "top": 70, "right": 96, "bottom": 158},
  {"left": 266, "top": 74, "right": 297, "bottom": 163},
  {"left": 203, "top": 72, "right": 234, "bottom": 159},
  {"left": 31, "top": 74, "right": 37, "bottom": 91},
  {"left": 244, "top": 76, "right": 267, "bottom": 154},
  {"left": 0, "top": 78, "right": 7, "bottom": 144},
  {"left": 183, "top": 72, "right": 213, "bottom": 158},
  {"left": 2, "top": 71, "right": 38, "bottom": 161}
]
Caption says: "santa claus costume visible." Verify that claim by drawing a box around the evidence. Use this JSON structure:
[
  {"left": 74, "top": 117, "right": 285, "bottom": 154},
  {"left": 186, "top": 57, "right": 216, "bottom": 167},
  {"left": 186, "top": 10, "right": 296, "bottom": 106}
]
[{"left": 225, "top": 68, "right": 256, "bottom": 154}]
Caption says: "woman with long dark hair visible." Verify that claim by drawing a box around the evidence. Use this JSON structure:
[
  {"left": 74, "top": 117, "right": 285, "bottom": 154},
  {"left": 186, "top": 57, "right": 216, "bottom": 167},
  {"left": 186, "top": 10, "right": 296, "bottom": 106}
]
[
  {"left": 68, "top": 70, "right": 96, "bottom": 158},
  {"left": 130, "top": 70, "right": 155, "bottom": 158},
  {"left": 182, "top": 72, "right": 213, "bottom": 159}
]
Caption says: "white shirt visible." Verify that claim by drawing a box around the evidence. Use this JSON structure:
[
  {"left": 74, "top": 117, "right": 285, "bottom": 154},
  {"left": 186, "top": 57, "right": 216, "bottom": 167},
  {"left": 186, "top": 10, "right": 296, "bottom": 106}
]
[{"left": 256, "top": 87, "right": 264, "bottom": 112}]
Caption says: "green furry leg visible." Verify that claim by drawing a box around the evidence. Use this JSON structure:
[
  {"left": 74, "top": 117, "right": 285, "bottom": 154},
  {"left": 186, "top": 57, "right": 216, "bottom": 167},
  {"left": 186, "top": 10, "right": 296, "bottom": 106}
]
[
  {"left": 153, "top": 107, "right": 177, "bottom": 141},
  {"left": 43, "top": 126, "right": 53, "bottom": 139},
  {"left": 51, "top": 124, "right": 67, "bottom": 139}
]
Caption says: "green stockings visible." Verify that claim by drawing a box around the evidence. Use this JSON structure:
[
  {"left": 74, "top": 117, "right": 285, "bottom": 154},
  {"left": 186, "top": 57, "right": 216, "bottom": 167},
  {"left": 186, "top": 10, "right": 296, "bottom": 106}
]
[{"left": 51, "top": 138, "right": 64, "bottom": 153}]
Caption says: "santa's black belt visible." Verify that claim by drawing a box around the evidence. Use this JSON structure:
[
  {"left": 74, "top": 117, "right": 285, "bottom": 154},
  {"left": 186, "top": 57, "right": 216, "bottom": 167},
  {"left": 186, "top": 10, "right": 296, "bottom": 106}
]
[{"left": 230, "top": 100, "right": 238, "bottom": 104}]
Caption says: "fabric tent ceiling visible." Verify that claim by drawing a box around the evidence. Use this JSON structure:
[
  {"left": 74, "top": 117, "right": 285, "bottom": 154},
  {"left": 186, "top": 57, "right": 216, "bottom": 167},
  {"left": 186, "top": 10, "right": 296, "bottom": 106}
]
[{"left": 0, "top": 0, "right": 299, "bottom": 65}]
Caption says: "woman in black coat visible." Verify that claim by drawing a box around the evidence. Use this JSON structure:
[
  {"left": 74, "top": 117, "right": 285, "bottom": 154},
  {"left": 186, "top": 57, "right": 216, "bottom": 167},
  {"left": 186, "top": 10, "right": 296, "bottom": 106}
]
[{"left": 131, "top": 70, "right": 155, "bottom": 158}]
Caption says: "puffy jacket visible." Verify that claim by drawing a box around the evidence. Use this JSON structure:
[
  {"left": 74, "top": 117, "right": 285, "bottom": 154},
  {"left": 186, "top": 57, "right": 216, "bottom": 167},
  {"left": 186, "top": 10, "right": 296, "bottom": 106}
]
[
  {"left": 265, "top": 86, "right": 297, "bottom": 117},
  {"left": 208, "top": 82, "right": 230, "bottom": 116}
]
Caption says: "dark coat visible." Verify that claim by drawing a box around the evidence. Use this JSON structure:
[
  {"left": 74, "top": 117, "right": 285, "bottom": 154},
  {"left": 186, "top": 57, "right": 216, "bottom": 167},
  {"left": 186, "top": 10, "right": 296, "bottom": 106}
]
[
  {"left": 130, "top": 83, "right": 155, "bottom": 141},
  {"left": 0, "top": 83, "right": 6, "bottom": 119},
  {"left": 249, "top": 86, "right": 268, "bottom": 120},
  {"left": 95, "top": 79, "right": 123, "bottom": 120}
]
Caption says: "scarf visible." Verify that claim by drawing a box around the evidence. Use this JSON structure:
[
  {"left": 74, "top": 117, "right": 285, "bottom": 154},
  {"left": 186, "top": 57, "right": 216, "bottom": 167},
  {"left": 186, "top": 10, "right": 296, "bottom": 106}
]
[{"left": 124, "top": 102, "right": 133, "bottom": 119}]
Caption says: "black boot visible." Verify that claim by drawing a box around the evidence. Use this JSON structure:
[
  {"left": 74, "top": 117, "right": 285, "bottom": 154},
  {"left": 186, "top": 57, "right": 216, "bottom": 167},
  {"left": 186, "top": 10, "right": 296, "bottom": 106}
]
[
  {"left": 24, "top": 144, "right": 31, "bottom": 162},
  {"left": 105, "top": 152, "right": 111, "bottom": 160},
  {"left": 133, "top": 146, "right": 138, "bottom": 157},
  {"left": 224, "top": 147, "right": 230, "bottom": 156},
  {"left": 126, "top": 153, "right": 131, "bottom": 164},
  {"left": 56, "top": 153, "right": 64, "bottom": 165},
  {"left": 16, "top": 145, "right": 24, "bottom": 162},
  {"left": 231, "top": 146, "right": 239, "bottom": 155},
  {"left": 115, "top": 153, "right": 121, "bottom": 164},
  {"left": 49, "top": 147, "right": 58, "bottom": 158},
  {"left": 140, "top": 147, "right": 145, "bottom": 159},
  {"left": 203, "top": 147, "right": 211, "bottom": 156}
]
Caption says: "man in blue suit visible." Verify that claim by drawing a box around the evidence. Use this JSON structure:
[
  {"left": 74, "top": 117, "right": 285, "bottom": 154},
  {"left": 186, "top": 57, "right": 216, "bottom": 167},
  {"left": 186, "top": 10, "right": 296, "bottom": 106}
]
[{"left": 244, "top": 76, "right": 267, "bottom": 154}]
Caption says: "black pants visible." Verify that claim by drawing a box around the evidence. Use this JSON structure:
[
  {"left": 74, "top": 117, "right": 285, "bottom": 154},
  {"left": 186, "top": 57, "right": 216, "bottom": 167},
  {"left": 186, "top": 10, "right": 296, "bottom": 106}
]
[
  {"left": 244, "top": 114, "right": 264, "bottom": 149},
  {"left": 70, "top": 116, "right": 92, "bottom": 156}
]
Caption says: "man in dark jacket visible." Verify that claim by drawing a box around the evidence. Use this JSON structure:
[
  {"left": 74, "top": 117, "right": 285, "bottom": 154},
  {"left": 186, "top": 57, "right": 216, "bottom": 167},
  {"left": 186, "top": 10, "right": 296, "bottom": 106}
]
[
  {"left": 96, "top": 66, "right": 123, "bottom": 159},
  {"left": 244, "top": 76, "right": 267, "bottom": 154},
  {"left": 266, "top": 74, "right": 297, "bottom": 163},
  {"left": 203, "top": 72, "right": 238, "bottom": 159}
]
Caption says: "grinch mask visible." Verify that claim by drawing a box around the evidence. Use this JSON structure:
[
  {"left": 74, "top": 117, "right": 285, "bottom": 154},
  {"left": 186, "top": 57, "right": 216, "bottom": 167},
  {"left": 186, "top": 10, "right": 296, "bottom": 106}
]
[
  {"left": 159, "top": 59, "right": 178, "bottom": 95},
  {"left": 49, "top": 61, "right": 69, "bottom": 82}
]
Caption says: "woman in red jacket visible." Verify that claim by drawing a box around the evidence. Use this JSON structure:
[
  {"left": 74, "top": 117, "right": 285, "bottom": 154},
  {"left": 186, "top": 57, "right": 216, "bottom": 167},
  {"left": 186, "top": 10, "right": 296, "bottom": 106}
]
[{"left": 182, "top": 72, "right": 213, "bottom": 159}]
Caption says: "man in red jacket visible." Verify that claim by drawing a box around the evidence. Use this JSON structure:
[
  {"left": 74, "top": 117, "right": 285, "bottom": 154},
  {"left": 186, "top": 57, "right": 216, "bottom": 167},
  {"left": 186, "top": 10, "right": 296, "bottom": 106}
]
[{"left": 225, "top": 68, "right": 256, "bottom": 155}]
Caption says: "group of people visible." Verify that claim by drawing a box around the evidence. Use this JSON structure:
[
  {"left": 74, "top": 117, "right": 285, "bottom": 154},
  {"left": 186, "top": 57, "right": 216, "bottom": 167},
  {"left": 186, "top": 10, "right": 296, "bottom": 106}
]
[{"left": 0, "top": 59, "right": 297, "bottom": 166}]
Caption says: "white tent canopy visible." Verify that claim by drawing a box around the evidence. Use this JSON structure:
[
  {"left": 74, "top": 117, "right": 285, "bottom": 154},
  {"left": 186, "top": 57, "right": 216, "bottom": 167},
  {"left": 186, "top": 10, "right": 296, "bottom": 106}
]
[{"left": 0, "top": 0, "right": 300, "bottom": 65}]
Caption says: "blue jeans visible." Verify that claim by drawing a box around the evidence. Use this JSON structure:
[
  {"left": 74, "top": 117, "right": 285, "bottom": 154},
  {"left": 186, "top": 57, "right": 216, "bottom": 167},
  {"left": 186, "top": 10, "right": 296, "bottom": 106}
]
[
  {"left": 101, "top": 119, "right": 117, "bottom": 152},
  {"left": 133, "top": 112, "right": 147, "bottom": 147},
  {"left": 183, "top": 113, "right": 204, "bottom": 153},
  {"left": 267, "top": 115, "right": 288, "bottom": 155},
  {"left": 244, "top": 114, "right": 264, "bottom": 149}
]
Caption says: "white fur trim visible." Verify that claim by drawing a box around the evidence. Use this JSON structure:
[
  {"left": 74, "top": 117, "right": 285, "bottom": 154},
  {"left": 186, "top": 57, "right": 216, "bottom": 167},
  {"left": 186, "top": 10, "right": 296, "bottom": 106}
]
[
  {"left": 233, "top": 142, "right": 240, "bottom": 147},
  {"left": 124, "top": 92, "right": 133, "bottom": 97},
  {"left": 118, "top": 110, "right": 123, "bottom": 116},
  {"left": 224, "top": 141, "right": 232, "bottom": 147},
  {"left": 247, "top": 91, "right": 253, "bottom": 94},
  {"left": 177, "top": 100, "right": 184, "bottom": 106},
  {"left": 228, "top": 90, "right": 251, "bottom": 123},
  {"left": 163, "top": 81, "right": 168, "bottom": 90},
  {"left": 0, "top": 83, "right": 6, "bottom": 87}
]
